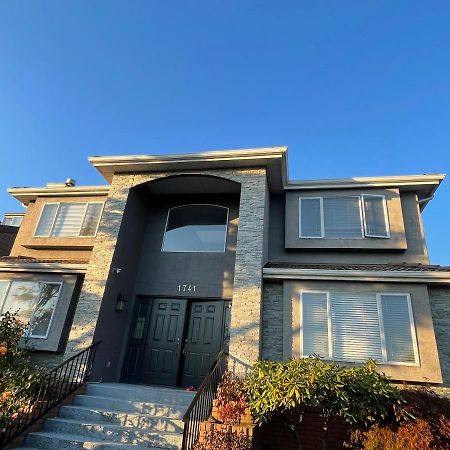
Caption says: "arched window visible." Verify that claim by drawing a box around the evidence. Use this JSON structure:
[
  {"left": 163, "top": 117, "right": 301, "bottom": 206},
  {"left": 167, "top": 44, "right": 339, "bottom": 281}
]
[{"left": 162, "top": 205, "right": 228, "bottom": 253}]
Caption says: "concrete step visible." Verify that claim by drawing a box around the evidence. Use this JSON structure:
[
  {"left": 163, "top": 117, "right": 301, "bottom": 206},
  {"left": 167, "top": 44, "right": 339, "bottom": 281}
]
[
  {"left": 42, "top": 417, "right": 183, "bottom": 447},
  {"left": 85, "top": 383, "right": 195, "bottom": 406},
  {"left": 59, "top": 405, "right": 184, "bottom": 432},
  {"left": 73, "top": 395, "right": 189, "bottom": 417},
  {"left": 24, "top": 431, "right": 176, "bottom": 449}
]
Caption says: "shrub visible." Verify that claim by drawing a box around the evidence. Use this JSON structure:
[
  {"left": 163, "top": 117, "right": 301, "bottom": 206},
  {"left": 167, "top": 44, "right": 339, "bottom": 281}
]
[
  {"left": 192, "top": 429, "right": 251, "bottom": 450},
  {"left": 349, "top": 387, "right": 450, "bottom": 450},
  {"left": 216, "top": 371, "right": 248, "bottom": 424},
  {"left": 246, "top": 357, "right": 406, "bottom": 450},
  {"left": 0, "top": 312, "right": 42, "bottom": 429}
]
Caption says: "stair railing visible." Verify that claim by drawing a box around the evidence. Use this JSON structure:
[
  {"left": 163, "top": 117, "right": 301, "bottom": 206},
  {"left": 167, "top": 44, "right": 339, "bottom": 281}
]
[
  {"left": 181, "top": 349, "right": 228, "bottom": 450},
  {"left": 0, "top": 340, "right": 101, "bottom": 447}
]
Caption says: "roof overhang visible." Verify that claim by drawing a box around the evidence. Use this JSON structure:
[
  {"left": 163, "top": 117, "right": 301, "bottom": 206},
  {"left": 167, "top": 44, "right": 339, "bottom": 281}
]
[
  {"left": 89, "top": 147, "right": 288, "bottom": 193},
  {"left": 263, "top": 267, "right": 450, "bottom": 284},
  {"left": 285, "top": 174, "right": 446, "bottom": 210},
  {"left": 0, "top": 261, "right": 88, "bottom": 274},
  {"left": 8, "top": 186, "right": 110, "bottom": 206}
]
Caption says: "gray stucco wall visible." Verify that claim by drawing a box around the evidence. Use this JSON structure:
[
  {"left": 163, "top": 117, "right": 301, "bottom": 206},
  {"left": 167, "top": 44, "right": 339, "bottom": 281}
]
[
  {"left": 133, "top": 193, "right": 239, "bottom": 300},
  {"left": 269, "top": 191, "right": 429, "bottom": 264},
  {"left": 429, "top": 286, "right": 450, "bottom": 386},
  {"left": 262, "top": 282, "right": 284, "bottom": 361}
]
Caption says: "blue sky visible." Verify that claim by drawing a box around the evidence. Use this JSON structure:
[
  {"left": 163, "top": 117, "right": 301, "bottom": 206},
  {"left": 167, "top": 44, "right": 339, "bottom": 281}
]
[{"left": 0, "top": 1, "right": 449, "bottom": 263}]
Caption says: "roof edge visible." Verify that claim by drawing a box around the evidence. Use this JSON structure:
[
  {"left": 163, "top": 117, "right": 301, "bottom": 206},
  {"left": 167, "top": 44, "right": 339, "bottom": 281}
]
[
  {"left": 7, "top": 185, "right": 110, "bottom": 206},
  {"left": 263, "top": 267, "right": 450, "bottom": 284},
  {"left": 0, "top": 261, "right": 88, "bottom": 274}
]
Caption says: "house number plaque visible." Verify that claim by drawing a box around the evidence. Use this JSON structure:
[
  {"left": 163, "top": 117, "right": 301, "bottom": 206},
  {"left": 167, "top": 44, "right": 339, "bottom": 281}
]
[{"left": 178, "top": 284, "right": 196, "bottom": 292}]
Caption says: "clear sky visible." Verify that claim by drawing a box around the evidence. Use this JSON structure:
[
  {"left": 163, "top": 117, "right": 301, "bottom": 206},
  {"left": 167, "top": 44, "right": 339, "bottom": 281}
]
[{"left": 0, "top": 1, "right": 449, "bottom": 264}]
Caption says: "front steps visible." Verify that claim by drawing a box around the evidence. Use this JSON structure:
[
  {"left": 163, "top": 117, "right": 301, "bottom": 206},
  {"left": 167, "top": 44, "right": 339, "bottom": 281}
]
[{"left": 14, "top": 383, "right": 195, "bottom": 450}]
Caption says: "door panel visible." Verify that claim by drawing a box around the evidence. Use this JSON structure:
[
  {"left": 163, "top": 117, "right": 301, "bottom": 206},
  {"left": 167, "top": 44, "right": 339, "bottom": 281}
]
[
  {"left": 180, "top": 301, "right": 224, "bottom": 388},
  {"left": 121, "top": 297, "right": 153, "bottom": 383},
  {"left": 140, "top": 299, "right": 187, "bottom": 386}
]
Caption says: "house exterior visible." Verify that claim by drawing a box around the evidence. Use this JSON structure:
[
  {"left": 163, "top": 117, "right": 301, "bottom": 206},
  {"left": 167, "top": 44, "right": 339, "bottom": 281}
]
[{"left": 1, "top": 147, "right": 449, "bottom": 392}]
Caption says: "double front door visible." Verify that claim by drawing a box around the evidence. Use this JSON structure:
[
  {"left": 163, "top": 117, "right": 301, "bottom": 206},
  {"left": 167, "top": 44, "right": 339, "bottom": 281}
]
[{"left": 122, "top": 297, "right": 225, "bottom": 388}]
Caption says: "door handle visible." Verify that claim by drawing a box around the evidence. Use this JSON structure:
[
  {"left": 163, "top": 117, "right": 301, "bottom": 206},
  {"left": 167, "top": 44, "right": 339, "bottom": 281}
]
[
  {"left": 176, "top": 338, "right": 181, "bottom": 356},
  {"left": 182, "top": 339, "right": 188, "bottom": 356}
]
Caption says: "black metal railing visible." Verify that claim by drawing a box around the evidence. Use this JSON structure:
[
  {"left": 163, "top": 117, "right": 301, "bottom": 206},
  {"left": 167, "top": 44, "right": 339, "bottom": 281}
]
[
  {"left": 181, "top": 349, "right": 228, "bottom": 450},
  {"left": 0, "top": 341, "right": 101, "bottom": 447}
]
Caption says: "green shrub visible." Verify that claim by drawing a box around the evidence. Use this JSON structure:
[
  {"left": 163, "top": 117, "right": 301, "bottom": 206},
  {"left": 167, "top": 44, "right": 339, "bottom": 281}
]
[{"left": 246, "top": 357, "right": 406, "bottom": 450}]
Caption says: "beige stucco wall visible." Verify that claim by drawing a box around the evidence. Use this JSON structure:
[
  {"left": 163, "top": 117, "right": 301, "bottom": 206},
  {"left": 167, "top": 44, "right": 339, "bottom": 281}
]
[
  {"left": 63, "top": 169, "right": 268, "bottom": 375},
  {"left": 10, "top": 195, "right": 107, "bottom": 261},
  {"left": 282, "top": 280, "right": 442, "bottom": 384}
]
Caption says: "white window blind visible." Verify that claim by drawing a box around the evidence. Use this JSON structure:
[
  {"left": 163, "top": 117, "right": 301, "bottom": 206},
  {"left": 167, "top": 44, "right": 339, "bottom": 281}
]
[
  {"left": 330, "top": 292, "right": 383, "bottom": 362},
  {"left": 35, "top": 202, "right": 103, "bottom": 237},
  {"left": 300, "top": 290, "right": 419, "bottom": 365},
  {"left": 299, "top": 198, "right": 322, "bottom": 238},
  {"left": 301, "top": 292, "right": 330, "bottom": 357},
  {"left": 323, "top": 197, "right": 362, "bottom": 238},
  {"left": 363, "top": 195, "right": 389, "bottom": 238},
  {"left": 380, "top": 294, "right": 417, "bottom": 363},
  {"left": 52, "top": 203, "right": 87, "bottom": 237}
]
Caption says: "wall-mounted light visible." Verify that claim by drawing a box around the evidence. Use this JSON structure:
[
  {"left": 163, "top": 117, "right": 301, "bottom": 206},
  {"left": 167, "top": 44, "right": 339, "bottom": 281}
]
[{"left": 115, "top": 293, "right": 127, "bottom": 312}]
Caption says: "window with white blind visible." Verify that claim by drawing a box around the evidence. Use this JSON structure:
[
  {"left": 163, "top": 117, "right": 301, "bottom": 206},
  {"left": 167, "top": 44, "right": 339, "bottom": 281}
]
[
  {"left": 300, "top": 291, "right": 419, "bottom": 365},
  {"left": 0, "top": 280, "right": 62, "bottom": 338},
  {"left": 299, "top": 195, "right": 390, "bottom": 239},
  {"left": 34, "top": 202, "right": 104, "bottom": 237}
]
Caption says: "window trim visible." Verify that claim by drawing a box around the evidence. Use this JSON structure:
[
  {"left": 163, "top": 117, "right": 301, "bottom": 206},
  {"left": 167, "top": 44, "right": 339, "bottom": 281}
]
[
  {"left": 298, "top": 195, "right": 389, "bottom": 240},
  {"left": 362, "top": 194, "right": 391, "bottom": 239},
  {"left": 0, "top": 280, "right": 63, "bottom": 339},
  {"left": 161, "top": 204, "right": 229, "bottom": 253},
  {"left": 34, "top": 202, "right": 104, "bottom": 238},
  {"left": 299, "top": 290, "right": 420, "bottom": 366}
]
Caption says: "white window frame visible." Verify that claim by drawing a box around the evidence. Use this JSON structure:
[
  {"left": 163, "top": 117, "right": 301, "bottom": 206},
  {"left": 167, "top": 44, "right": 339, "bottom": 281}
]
[
  {"left": 362, "top": 194, "right": 391, "bottom": 238},
  {"left": 298, "top": 198, "right": 324, "bottom": 238},
  {"left": 161, "top": 204, "right": 229, "bottom": 253},
  {"left": 34, "top": 202, "right": 104, "bottom": 238},
  {"left": 299, "top": 290, "right": 420, "bottom": 366},
  {"left": 298, "top": 195, "right": 390, "bottom": 240},
  {"left": 0, "top": 280, "right": 63, "bottom": 339}
]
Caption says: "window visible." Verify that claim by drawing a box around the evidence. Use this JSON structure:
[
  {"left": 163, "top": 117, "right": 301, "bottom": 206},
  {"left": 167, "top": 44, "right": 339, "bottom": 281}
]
[
  {"left": 162, "top": 205, "right": 228, "bottom": 252},
  {"left": 35, "top": 202, "right": 104, "bottom": 237},
  {"left": 2, "top": 215, "right": 23, "bottom": 227},
  {"left": 299, "top": 195, "right": 390, "bottom": 239},
  {"left": 0, "top": 280, "right": 62, "bottom": 338},
  {"left": 300, "top": 291, "right": 419, "bottom": 365}
]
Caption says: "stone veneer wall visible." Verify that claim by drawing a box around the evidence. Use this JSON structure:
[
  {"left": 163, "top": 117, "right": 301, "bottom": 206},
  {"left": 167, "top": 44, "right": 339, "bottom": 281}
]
[
  {"left": 63, "top": 168, "right": 268, "bottom": 373},
  {"left": 261, "top": 282, "right": 284, "bottom": 361},
  {"left": 429, "top": 286, "right": 450, "bottom": 387}
]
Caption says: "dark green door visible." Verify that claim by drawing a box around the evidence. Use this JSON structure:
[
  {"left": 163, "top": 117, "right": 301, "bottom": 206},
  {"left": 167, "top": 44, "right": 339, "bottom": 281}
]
[
  {"left": 140, "top": 298, "right": 187, "bottom": 386},
  {"left": 180, "top": 301, "right": 224, "bottom": 388}
]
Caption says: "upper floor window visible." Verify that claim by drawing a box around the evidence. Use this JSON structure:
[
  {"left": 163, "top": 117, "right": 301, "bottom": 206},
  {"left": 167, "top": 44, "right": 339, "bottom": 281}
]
[
  {"left": 299, "top": 195, "right": 389, "bottom": 239},
  {"left": 300, "top": 290, "right": 419, "bottom": 366},
  {"left": 34, "top": 202, "right": 104, "bottom": 237},
  {"left": 0, "top": 280, "right": 62, "bottom": 339},
  {"left": 162, "top": 204, "right": 228, "bottom": 253},
  {"left": 2, "top": 214, "right": 23, "bottom": 227}
]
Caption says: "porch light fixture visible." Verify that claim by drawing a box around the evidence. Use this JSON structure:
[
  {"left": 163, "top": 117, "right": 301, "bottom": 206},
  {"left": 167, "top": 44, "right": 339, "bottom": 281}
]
[{"left": 115, "top": 293, "right": 127, "bottom": 312}]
